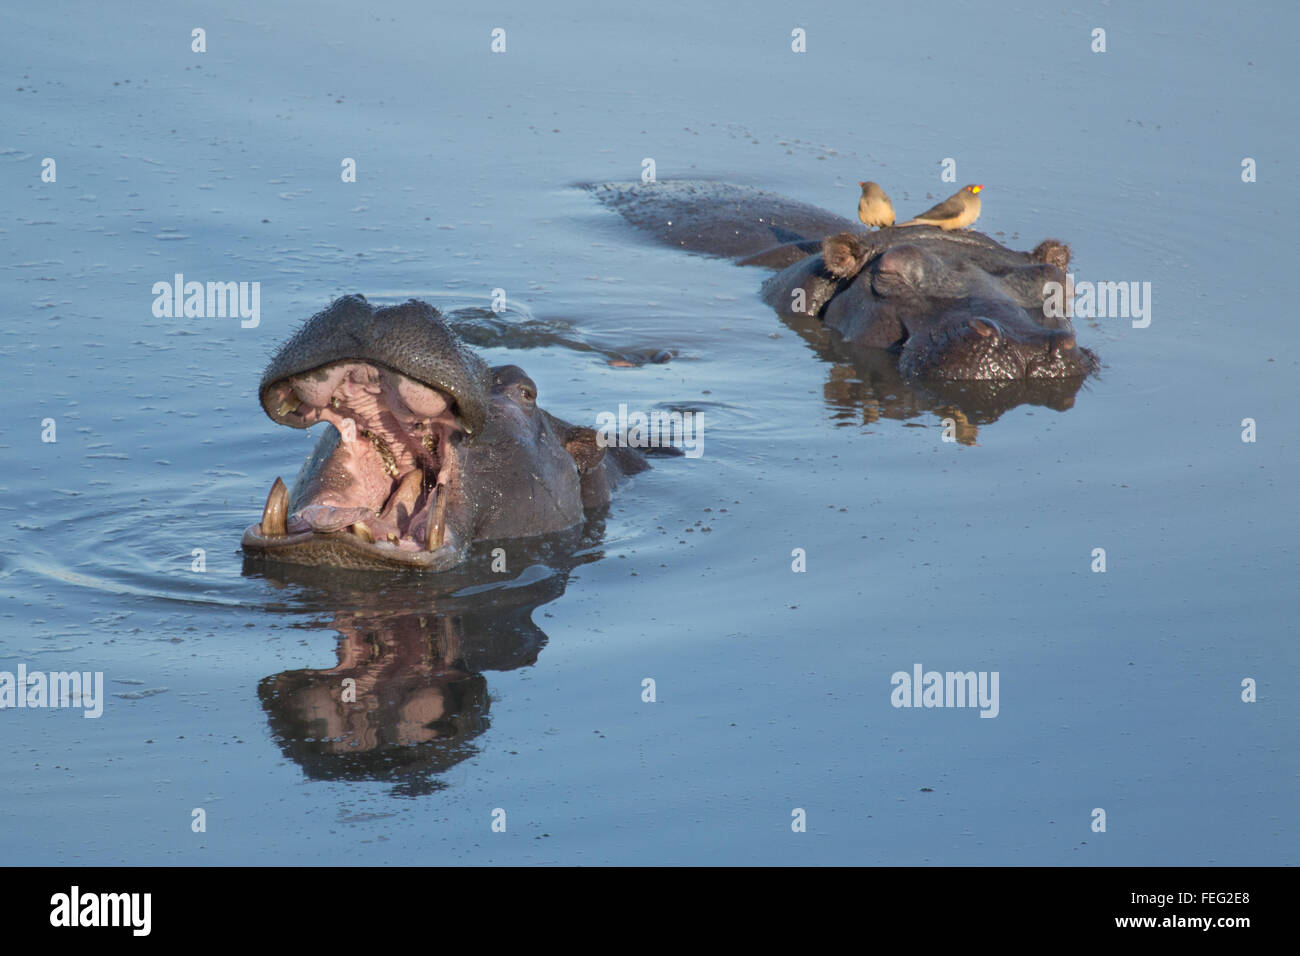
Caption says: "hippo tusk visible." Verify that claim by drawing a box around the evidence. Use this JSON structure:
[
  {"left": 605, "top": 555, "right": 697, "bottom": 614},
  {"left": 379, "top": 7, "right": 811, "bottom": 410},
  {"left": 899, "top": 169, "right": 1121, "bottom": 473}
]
[
  {"left": 380, "top": 468, "right": 424, "bottom": 523},
  {"left": 426, "top": 484, "right": 449, "bottom": 550},
  {"left": 261, "top": 477, "right": 289, "bottom": 536},
  {"left": 350, "top": 521, "right": 375, "bottom": 544}
]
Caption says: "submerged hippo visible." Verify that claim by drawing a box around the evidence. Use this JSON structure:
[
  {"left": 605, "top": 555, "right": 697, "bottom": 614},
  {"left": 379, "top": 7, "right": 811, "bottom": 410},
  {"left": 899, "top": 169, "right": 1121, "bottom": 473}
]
[
  {"left": 590, "top": 181, "right": 1098, "bottom": 382},
  {"left": 242, "top": 295, "right": 646, "bottom": 571}
]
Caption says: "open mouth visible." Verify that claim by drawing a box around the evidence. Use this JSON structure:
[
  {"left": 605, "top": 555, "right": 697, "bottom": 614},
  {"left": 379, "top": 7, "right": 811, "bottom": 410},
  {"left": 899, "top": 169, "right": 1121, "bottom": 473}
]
[{"left": 242, "top": 360, "right": 466, "bottom": 569}]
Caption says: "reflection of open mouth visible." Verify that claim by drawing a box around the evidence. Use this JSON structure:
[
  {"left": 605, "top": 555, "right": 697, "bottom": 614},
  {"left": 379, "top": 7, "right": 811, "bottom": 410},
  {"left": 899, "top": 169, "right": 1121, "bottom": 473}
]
[{"left": 242, "top": 360, "right": 466, "bottom": 569}]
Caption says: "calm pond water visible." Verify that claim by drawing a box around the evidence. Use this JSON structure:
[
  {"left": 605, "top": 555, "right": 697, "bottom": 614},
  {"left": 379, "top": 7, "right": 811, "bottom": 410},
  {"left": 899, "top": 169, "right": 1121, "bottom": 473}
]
[{"left": 1, "top": 0, "right": 1295, "bottom": 864}]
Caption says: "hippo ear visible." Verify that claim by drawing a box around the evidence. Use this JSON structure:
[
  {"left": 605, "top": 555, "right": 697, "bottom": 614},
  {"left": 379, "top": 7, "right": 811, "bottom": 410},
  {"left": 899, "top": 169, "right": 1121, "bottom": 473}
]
[
  {"left": 1031, "top": 239, "right": 1071, "bottom": 272},
  {"left": 563, "top": 426, "right": 608, "bottom": 475},
  {"left": 822, "top": 232, "right": 869, "bottom": 279}
]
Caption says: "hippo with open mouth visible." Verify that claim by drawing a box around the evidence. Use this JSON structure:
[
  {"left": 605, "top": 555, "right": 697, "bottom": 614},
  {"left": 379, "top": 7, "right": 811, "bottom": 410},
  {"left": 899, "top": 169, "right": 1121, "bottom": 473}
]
[
  {"left": 590, "top": 181, "right": 1098, "bottom": 382},
  {"left": 242, "top": 295, "right": 646, "bottom": 571}
]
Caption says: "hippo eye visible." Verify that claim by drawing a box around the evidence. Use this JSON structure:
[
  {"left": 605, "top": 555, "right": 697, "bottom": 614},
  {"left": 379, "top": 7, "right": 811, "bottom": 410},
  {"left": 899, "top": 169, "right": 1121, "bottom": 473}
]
[
  {"left": 968, "top": 319, "right": 997, "bottom": 338},
  {"left": 519, "top": 384, "right": 537, "bottom": 403}
]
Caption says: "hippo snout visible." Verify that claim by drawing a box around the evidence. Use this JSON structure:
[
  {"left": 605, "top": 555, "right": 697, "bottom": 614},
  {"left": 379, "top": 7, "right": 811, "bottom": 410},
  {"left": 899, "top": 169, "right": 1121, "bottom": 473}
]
[
  {"left": 259, "top": 295, "right": 491, "bottom": 437},
  {"left": 899, "top": 303, "right": 1097, "bottom": 382}
]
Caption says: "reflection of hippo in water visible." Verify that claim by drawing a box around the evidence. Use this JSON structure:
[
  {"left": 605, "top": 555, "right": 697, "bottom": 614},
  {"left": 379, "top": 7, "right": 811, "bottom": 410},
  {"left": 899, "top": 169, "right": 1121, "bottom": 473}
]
[
  {"left": 590, "top": 181, "right": 1098, "bottom": 382},
  {"left": 258, "top": 609, "right": 492, "bottom": 794},
  {"left": 250, "top": 526, "right": 598, "bottom": 795},
  {"left": 242, "top": 295, "right": 646, "bottom": 571},
  {"left": 785, "top": 306, "right": 1093, "bottom": 444}
]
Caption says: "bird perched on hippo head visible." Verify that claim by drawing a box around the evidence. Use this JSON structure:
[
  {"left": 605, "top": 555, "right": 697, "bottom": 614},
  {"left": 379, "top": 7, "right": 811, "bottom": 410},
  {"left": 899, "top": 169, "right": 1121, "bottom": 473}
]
[
  {"left": 857, "top": 181, "right": 895, "bottom": 229},
  {"left": 899, "top": 184, "right": 983, "bottom": 230}
]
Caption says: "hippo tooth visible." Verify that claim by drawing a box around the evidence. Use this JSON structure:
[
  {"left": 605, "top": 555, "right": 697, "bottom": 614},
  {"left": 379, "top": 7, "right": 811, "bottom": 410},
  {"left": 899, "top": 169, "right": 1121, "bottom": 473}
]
[
  {"left": 380, "top": 469, "right": 424, "bottom": 522},
  {"left": 275, "top": 398, "right": 298, "bottom": 418},
  {"left": 350, "top": 521, "right": 375, "bottom": 544},
  {"left": 261, "top": 477, "right": 289, "bottom": 536},
  {"left": 426, "top": 484, "right": 449, "bottom": 551}
]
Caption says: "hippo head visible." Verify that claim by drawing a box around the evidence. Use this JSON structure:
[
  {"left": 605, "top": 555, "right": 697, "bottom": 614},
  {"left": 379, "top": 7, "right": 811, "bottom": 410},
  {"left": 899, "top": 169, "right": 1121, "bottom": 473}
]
[
  {"left": 243, "top": 296, "right": 640, "bottom": 572},
  {"left": 779, "top": 229, "right": 1098, "bottom": 382},
  {"left": 242, "top": 296, "right": 494, "bottom": 570}
]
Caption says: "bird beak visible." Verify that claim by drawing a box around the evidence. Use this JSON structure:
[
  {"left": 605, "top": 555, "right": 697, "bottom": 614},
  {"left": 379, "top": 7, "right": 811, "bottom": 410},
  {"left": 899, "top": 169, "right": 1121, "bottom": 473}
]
[{"left": 971, "top": 185, "right": 983, "bottom": 194}]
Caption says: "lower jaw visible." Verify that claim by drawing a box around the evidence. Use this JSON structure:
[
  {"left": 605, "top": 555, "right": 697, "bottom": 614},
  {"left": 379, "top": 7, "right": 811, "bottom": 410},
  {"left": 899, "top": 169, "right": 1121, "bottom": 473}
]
[{"left": 241, "top": 524, "right": 464, "bottom": 572}]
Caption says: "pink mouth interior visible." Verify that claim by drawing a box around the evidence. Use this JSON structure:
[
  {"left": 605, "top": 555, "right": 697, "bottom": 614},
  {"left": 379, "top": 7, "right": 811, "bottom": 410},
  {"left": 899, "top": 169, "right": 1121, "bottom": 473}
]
[{"left": 264, "top": 361, "right": 462, "bottom": 552}]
